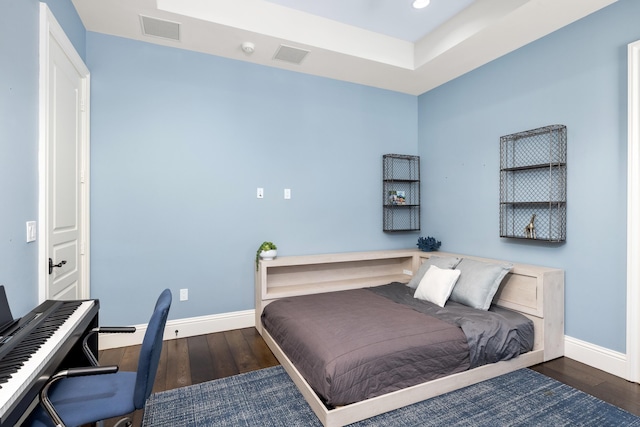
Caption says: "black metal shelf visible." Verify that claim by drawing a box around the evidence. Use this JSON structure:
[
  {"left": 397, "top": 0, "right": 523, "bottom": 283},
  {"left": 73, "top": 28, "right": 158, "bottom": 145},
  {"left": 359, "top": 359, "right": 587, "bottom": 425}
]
[
  {"left": 500, "top": 235, "right": 565, "bottom": 242},
  {"left": 499, "top": 125, "right": 567, "bottom": 242},
  {"left": 383, "top": 154, "right": 420, "bottom": 232},
  {"left": 500, "top": 201, "right": 566, "bottom": 205},
  {"left": 501, "top": 162, "right": 566, "bottom": 172}
]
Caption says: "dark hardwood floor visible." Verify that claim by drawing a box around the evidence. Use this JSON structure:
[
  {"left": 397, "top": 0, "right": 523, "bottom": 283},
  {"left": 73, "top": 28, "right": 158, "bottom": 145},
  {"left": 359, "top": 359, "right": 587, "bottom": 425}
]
[{"left": 98, "top": 328, "right": 640, "bottom": 426}]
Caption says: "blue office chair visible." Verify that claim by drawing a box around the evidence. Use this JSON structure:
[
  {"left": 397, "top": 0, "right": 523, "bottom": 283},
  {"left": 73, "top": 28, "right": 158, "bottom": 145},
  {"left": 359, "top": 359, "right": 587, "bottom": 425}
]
[{"left": 26, "top": 289, "right": 172, "bottom": 427}]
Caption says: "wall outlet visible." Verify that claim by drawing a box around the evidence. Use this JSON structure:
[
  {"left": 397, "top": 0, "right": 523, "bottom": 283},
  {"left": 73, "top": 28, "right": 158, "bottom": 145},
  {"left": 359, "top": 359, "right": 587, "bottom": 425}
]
[
  {"left": 284, "top": 188, "right": 291, "bottom": 199},
  {"left": 180, "top": 288, "right": 188, "bottom": 301}
]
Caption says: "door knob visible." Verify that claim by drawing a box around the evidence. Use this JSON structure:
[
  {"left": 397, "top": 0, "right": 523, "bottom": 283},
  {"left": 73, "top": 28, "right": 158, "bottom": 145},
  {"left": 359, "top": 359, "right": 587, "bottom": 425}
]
[{"left": 49, "top": 258, "right": 67, "bottom": 275}]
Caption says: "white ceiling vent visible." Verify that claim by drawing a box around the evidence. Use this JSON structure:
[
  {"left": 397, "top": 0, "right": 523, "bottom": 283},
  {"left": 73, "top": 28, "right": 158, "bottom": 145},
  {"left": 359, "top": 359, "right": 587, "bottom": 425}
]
[
  {"left": 273, "top": 45, "right": 309, "bottom": 65},
  {"left": 140, "top": 15, "right": 181, "bottom": 41}
]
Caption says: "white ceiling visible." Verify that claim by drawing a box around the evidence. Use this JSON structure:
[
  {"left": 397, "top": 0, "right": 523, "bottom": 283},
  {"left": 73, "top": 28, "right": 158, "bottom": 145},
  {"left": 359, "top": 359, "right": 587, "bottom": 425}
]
[
  {"left": 71, "top": 0, "right": 618, "bottom": 95},
  {"left": 262, "top": 0, "right": 478, "bottom": 42}
]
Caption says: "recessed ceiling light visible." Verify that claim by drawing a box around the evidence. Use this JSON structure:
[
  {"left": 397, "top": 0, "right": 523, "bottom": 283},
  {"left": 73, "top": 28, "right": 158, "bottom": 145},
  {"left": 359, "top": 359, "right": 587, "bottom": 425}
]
[{"left": 412, "top": 0, "right": 430, "bottom": 9}]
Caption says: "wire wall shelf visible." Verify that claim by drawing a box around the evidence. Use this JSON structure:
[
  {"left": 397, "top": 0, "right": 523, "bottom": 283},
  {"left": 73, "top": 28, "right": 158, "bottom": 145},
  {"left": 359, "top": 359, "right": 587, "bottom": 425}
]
[
  {"left": 499, "top": 125, "right": 567, "bottom": 242},
  {"left": 383, "top": 154, "right": 420, "bottom": 232}
]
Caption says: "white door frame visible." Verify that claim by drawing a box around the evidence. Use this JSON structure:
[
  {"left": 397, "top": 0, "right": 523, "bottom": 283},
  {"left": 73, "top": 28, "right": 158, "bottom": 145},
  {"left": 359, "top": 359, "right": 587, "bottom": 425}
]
[
  {"left": 627, "top": 39, "right": 640, "bottom": 383},
  {"left": 38, "top": 4, "right": 91, "bottom": 301}
]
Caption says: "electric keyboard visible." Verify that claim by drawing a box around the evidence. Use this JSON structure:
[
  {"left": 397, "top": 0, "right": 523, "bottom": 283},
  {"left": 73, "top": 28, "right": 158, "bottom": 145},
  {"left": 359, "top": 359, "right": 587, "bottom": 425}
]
[{"left": 0, "top": 299, "right": 98, "bottom": 426}]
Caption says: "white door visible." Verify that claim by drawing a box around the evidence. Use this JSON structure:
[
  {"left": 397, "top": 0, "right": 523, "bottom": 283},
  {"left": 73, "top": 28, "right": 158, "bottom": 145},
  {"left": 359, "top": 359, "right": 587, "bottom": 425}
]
[{"left": 39, "top": 5, "right": 90, "bottom": 301}]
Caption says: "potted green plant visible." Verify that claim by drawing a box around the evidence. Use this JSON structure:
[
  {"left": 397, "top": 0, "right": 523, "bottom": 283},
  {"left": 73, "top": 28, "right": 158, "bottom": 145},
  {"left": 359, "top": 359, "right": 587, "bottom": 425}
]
[{"left": 256, "top": 241, "right": 277, "bottom": 270}]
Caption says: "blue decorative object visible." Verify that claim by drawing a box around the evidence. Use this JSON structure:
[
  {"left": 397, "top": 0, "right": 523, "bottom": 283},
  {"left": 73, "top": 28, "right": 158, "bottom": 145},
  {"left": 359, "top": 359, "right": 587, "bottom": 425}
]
[{"left": 417, "top": 236, "right": 441, "bottom": 252}]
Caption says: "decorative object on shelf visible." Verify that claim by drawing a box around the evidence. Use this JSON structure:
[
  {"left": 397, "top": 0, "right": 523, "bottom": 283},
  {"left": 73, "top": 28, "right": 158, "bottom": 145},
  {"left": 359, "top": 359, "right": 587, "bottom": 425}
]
[
  {"left": 524, "top": 214, "right": 537, "bottom": 239},
  {"left": 383, "top": 154, "right": 420, "bottom": 232},
  {"left": 256, "top": 241, "right": 277, "bottom": 270},
  {"left": 388, "top": 190, "right": 406, "bottom": 205},
  {"left": 499, "top": 124, "right": 566, "bottom": 242},
  {"left": 417, "top": 236, "right": 441, "bottom": 252}
]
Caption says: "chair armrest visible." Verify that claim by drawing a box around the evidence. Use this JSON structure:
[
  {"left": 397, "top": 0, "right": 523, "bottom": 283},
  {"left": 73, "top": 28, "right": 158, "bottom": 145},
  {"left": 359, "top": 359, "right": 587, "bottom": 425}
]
[
  {"left": 95, "top": 326, "right": 136, "bottom": 334},
  {"left": 66, "top": 365, "right": 119, "bottom": 377},
  {"left": 39, "top": 366, "right": 119, "bottom": 427},
  {"left": 82, "top": 326, "right": 136, "bottom": 366}
]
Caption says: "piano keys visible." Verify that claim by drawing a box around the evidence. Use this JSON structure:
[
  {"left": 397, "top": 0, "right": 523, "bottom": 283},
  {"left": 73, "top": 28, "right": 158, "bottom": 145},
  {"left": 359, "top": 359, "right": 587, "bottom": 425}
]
[{"left": 0, "top": 298, "right": 98, "bottom": 426}]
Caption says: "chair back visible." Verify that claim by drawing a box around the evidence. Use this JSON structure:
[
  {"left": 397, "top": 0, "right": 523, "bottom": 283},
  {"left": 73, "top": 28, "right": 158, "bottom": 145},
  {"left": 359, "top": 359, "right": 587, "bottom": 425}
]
[{"left": 133, "top": 288, "right": 172, "bottom": 409}]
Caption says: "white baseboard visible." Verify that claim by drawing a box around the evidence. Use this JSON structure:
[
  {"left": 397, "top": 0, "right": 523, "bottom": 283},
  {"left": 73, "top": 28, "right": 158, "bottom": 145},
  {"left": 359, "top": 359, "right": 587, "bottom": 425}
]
[
  {"left": 99, "top": 309, "right": 256, "bottom": 350},
  {"left": 564, "top": 335, "right": 629, "bottom": 380}
]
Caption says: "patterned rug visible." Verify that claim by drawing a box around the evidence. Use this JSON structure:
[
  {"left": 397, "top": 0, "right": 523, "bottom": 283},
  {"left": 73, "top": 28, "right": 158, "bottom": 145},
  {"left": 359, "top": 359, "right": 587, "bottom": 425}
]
[{"left": 143, "top": 366, "right": 640, "bottom": 426}]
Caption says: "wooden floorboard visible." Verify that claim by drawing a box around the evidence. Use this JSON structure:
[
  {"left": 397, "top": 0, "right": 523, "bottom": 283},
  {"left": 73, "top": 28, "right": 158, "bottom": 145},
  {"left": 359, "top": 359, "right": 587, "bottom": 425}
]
[
  {"left": 206, "top": 331, "right": 240, "bottom": 380},
  {"left": 166, "top": 337, "right": 191, "bottom": 390},
  {"left": 97, "top": 327, "right": 640, "bottom": 424},
  {"left": 530, "top": 357, "right": 640, "bottom": 417},
  {"left": 151, "top": 341, "right": 168, "bottom": 394},
  {"left": 241, "top": 327, "right": 279, "bottom": 368},
  {"left": 97, "top": 345, "right": 124, "bottom": 367},
  {"left": 187, "top": 334, "right": 217, "bottom": 385},
  {"left": 225, "top": 329, "right": 262, "bottom": 374}
]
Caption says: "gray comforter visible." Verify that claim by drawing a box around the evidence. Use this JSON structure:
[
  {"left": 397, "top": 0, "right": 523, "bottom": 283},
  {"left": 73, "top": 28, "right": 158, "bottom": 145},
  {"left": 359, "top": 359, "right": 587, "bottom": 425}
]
[
  {"left": 261, "top": 282, "right": 533, "bottom": 407},
  {"left": 368, "top": 283, "right": 533, "bottom": 367}
]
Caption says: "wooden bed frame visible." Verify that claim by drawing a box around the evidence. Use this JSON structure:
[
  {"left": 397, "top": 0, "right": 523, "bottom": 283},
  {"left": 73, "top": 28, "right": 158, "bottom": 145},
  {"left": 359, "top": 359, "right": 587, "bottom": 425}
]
[{"left": 254, "top": 249, "right": 564, "bottom": 427}]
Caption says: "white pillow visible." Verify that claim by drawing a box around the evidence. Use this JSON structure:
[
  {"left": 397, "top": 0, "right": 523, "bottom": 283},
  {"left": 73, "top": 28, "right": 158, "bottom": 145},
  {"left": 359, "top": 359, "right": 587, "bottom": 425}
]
[{"left": 413, "top": 265, "right": 461, "bottom": 307}]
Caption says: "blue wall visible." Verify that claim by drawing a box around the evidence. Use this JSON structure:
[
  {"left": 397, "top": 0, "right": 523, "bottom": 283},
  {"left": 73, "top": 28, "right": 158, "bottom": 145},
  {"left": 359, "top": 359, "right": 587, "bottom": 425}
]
[
  {"left": 86, "top": 33, "right": 418, "bottom": 324},
  {"left": 43, "top": 0, "right": 86, "bottom": 60},
  {"left": 0, "top": 0, "right": 84, "bottom": 317},
  {"left": 1, "top": 0, "right": 638, "bottom": 356},
  {"left": 0, "top": 0, "right": 40, "bottom": 317},
  {"left": 418, "top": 0, "right": 639, "bottom": 352}
]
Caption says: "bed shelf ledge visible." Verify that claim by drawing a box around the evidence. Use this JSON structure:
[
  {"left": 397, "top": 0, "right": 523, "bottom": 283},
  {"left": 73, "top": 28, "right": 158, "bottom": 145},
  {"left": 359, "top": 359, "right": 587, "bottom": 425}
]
[{"left": 262, "top": 274, "right": 411, "bottom": 300}]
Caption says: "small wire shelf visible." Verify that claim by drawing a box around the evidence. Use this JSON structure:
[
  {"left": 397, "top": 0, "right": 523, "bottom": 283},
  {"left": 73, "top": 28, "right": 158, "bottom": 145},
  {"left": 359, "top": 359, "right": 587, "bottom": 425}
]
[{"left": 383, "top": 154, "right": 420, "bottom": 232}]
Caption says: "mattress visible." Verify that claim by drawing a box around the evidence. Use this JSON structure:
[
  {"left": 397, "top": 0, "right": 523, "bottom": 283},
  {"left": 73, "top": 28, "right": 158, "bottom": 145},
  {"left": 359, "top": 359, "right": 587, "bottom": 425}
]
[{"left": 261, "top": 282, "right": 534, "bottom": 407}]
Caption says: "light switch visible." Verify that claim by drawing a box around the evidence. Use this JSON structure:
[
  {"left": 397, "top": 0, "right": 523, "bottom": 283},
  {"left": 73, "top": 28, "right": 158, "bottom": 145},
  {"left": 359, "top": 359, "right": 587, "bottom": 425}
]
[
  {"left": 257, "top": 188, "right": 264, "bottom": 199},
  {"left": 26, "top": 221, "right": 36, "bottom": 243}
]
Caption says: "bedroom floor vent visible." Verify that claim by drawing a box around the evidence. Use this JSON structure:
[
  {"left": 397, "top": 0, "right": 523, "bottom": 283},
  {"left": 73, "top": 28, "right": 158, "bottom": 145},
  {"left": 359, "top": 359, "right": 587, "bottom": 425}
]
[
  {"left": 273, "top": 45, "right": 309, "bottom": 65},
  {"left": 140, "top": 15, "right": 181, "bottom": 42}
]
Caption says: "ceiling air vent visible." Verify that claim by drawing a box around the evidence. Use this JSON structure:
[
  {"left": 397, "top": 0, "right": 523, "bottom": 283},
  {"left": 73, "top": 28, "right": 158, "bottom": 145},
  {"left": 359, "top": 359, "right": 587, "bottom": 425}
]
[
  {"left": 273, "top": 44, "right": 309, "bottom": 65},
  {"left": 140, "top": 15, "right": 181, "bottom": 41}
]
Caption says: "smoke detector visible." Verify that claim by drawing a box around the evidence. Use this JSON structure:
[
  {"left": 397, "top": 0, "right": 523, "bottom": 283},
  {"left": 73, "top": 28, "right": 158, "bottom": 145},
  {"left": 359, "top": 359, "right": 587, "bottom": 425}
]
[{"left": 241, "top": 42, "right": 255, "bottom": 54}]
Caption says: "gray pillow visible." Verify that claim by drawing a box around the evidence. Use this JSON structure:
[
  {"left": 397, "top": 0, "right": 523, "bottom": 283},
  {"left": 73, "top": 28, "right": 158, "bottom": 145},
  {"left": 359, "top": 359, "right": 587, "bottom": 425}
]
[
  {"left": 449, "top": 258, "right": 513, "bottom": 310},
  {"left": 406, "top": 255, "right": 462, "bottom": 289}
]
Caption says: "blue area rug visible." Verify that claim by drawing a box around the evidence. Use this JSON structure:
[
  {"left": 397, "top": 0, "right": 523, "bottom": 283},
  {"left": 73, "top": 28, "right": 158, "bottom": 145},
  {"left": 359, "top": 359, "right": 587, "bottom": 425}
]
[{"left": 143, "top": 366, "right": 640, "bottom": 426}]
